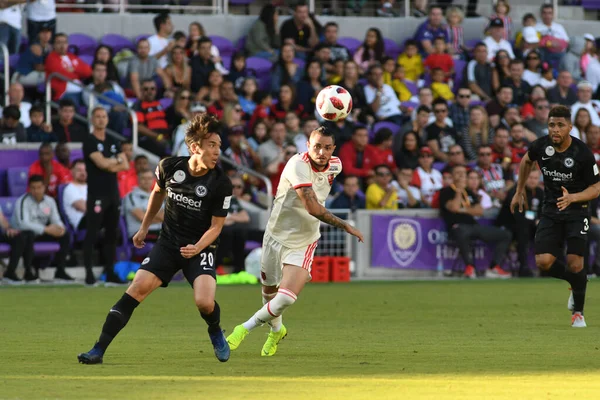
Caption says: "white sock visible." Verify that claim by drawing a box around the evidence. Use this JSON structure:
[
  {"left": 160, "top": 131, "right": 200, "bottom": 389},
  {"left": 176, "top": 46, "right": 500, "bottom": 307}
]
[
  {"left": 262, "top": 290, "right": 282, "bottom": 332},
  {"left": 242, "top": 289, "right": 297, "bottom": 331}
]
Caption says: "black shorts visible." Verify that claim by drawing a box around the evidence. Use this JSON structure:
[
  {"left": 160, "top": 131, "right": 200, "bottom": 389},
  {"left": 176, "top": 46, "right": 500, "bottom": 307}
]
[
  {"left": 139, "top": 240, "right": 217, "bottom": 287},
  {"left": 534, "top": 214, "right": 590, "bottom": 257}
]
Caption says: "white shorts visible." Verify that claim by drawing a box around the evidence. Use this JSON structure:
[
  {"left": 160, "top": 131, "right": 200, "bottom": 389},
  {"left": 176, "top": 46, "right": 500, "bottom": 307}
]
[{"left": 260, "top": 233, "right": 318, "bottom": 287}]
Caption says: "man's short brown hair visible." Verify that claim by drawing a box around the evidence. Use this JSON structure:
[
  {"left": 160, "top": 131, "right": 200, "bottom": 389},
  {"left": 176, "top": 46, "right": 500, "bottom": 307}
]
[{"left": 185, "top": 113, "right": 221, "bottom": 149}]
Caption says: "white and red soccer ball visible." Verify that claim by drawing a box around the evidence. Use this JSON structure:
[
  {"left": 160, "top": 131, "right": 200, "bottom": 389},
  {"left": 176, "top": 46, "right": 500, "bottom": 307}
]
[{"left": 316, "top": 85, "right": 353, "bottom": 121}]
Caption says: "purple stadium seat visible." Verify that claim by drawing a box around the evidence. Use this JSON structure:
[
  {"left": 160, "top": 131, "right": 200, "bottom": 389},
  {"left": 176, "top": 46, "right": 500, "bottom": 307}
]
[
  {"left": 0, "top": 196, "right": 18, "bottom": 218},
  {"left": 209, "top": 35, "right": 235, "bottom": 57},
  {"left": 383, "top": 38, "right": 401, "bottom": 59},
  {"left": 221, "top": 56, "right": 232, "bottom": 71},
  {"left": 7, "top": 167, "right": 29, "bottom": 196},
  {"left": 469, "top": 100, "right": 487, "bottom": 107},
  {"left": 404, "top": 80, "right": 418, "bottom": 96},
  {"left": 337, "top": 37, "right": 362, "bottom": 56},
  {"left": 33, "top": 242, "right": 60, "bottom": 255},
  {"left": 464, "top": 38, "right": 481, "bottom": 50},
  {"left": 133, "top": 34, "right": 150, "bottom": 44},
  {"left": 433, "top": 161, "right": 446, "bottom": 171},
  {"left": 79, "top": 54, "right": 94, "bottom": 67},
  {"left": 582, "top": 0, "right": 600, "bottom": 9},
  {"left": 373, "top": 121, "right": 401, "bottom": 136},
  {"left": 159, "top": 97, "right": 173, "bottom": 109},
  {"left": 9, "top": 54, "right": 19, "bottom": 69},
  {"left": 403, "top": 101, "right": 419, "bottom": 110},
  {"left": 68, "top": 33, "right": 98, "bottom": 56},
  {"left": 100, "top": 34, "right": 136, "bottom": 53},
  {"left": 19, "top": 36, "right": 28, "bottom": 53},
  {"left": 246, "top": 57, "right": 272, "bottom": 75},
  {"left": 235, "top": 36, "right": 247, "bottom": 53},
  {"left": 454, "top": 59, "right": 467, "bottom": 91},
  {"left": 0, "top": 243, "right": 10, "bottom": 255}
]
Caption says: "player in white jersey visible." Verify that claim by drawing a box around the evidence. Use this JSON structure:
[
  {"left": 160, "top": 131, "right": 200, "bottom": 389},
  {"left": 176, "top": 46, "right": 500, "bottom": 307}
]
[{"left": 226, "top": 126, "right": 364, "bottom": 356}]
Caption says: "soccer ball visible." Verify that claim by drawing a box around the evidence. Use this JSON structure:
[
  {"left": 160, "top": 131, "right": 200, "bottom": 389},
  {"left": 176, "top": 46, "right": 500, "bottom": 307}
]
[{"left": 316, "top": 85, "right": 353, "bottom": 121}]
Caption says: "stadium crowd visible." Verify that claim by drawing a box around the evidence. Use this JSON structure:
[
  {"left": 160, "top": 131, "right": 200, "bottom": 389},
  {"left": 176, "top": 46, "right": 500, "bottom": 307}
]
[{"left": 2, "top": 0, "right": 600, "bottom": 282}]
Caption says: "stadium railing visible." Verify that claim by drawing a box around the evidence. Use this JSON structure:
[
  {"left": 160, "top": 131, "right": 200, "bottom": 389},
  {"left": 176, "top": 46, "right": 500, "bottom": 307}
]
[
  {"left": 1, "top": 43, "right": 8, "bottom": 106},
  {"left": 57, "top": 1, "right": 223, "bottom": 14}
]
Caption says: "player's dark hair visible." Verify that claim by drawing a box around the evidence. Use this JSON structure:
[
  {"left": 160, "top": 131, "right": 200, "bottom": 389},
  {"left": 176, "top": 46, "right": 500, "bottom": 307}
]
[
  {"left": 153, "top": 13, "right": 170, "bottom": 33},
  {"left": 28, "top": 174, "right": 44, "bottom": 185},
  {"left": 548, "top": 105, "right": 571, "bottom": 120},
  {"left": 310, "top": 126, "right": 335, "bottom": 143},
  {"left": 71, "top": 158, "right": 85, "bottom": 168},
  {"left": 185, "top": 113, "right": 222, "bottom": 149}
]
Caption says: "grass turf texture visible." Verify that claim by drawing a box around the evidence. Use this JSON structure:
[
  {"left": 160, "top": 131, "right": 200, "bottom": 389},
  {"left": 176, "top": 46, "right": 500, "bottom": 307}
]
[{"left": 2, "top": 280, "right": 600, "bottom": 399}]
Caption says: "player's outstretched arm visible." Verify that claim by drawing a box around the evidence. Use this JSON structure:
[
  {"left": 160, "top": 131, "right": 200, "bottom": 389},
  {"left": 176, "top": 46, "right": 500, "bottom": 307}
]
[
  {"left": 132, "top": 184, "right": 167, "bottom": 248},
  {"left": 557, "top": 182, "right": 600, "bottom": 211},
  {"left": 510, "top": 152, "right": 535, "bottom": 214},
  {"left": 296, "top": 186, "right": 364, "bottom": 242}
]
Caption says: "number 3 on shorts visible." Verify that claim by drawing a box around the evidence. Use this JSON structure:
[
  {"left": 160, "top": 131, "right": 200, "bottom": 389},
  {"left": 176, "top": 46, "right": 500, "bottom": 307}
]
[{"left": 584, "top": 218, "right": 589, "bottom": 232}]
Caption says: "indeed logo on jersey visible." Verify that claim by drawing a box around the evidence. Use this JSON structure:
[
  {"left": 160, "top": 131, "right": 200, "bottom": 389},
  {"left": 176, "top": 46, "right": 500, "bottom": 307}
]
[
  {"left": 167, "top": 187, "right": 202, "bottom": 210},
  {"left": 541, "top": 167, "right": 573, "bottom": 182}
]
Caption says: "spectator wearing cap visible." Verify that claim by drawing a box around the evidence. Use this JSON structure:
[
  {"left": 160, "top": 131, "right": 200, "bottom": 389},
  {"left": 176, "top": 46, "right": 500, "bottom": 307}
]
[
  {"left": 519, "top": 26, "right": 540, "bottom": 59},
  {"left": 548, "top": 70, "right": 577, "bottom": 106},
  {"left": 410, "top": 146, "right": 442, "bottom": 207},
  {"left": 364, "top": 64, "right": 403, "bottom": 126},
  {"left": 483, "top": 18, "right": 515, "bottom": 62},
  {"left": 466, "top": 43, "right": 494, "bottom": 101},
  {"left": 414, "top": 5, "right": 449, "bottom": 56},
  {"left": 51, "top": 99, "right": 88, "bottom": 143},
  {"left": 0, "top": 105, "right": 26, "bottom": 144},
  {"left": 571, "top": 81, "right": 600, "bottom": 126},
  {"left": 536, "top": 4, "right": 569, "bottom": 64},
  {"left": 28, "top": 142, "right": 72, "bottom": 198}
]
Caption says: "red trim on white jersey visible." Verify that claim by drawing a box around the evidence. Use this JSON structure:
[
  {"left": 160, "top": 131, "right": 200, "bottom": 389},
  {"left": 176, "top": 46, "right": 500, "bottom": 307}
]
[
  {"left": 267, "top": 302, "right": 277, "bottom": 317},
  {"left": 302, "top": 241, "right": 318, "bottom": 270},
  {"left": 278, "top": 288, "right": 298, "bottom": 301},
  {"left": 301, "top": 152, "right": 338, "bottom": 172},
  {"left": 293, "top": 183, "right": 313, "bottom": 189}
]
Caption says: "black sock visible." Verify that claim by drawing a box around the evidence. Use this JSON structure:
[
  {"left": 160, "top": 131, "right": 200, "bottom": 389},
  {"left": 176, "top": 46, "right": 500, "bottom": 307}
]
[
  {"left": 200, "top": 301, "right": 221, "bottom": 334},
  {"left": 97, "top": 293, "right": 140, "bottom": 352},
  {"left": 547, "top": 260, "right": 570, "bottom": 283},
  {"left": 567, "top": 269, "right": 588, "bottom": 314}
]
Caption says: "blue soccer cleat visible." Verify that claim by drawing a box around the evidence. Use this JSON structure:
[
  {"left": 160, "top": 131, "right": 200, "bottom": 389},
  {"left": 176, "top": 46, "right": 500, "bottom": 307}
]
[
  {"left": 77, "top": 343, "right": 104, "bottom": 364},
  {"left": 209, "top": 330, "right": 230, "bottom": 362}
]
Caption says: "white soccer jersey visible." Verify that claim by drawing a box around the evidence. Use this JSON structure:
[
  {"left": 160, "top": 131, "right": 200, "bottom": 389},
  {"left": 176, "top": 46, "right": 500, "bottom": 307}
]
[{"left": 266, "top": 152, "right": 342, "bottom": 248}]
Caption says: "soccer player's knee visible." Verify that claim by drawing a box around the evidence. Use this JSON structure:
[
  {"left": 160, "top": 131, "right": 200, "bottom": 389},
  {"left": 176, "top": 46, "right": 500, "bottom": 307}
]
[
  {"left": 195, "top": 297, "right": 214, "bottom": 314},
  {"left": 270, "top": 288, "right": 297, "bottom": 315},
  {"left": 535, "top": 254, "right": 554, "bottom": 271},
  {"left": 567, "top": 260, "right": 584, "bottom": 273}
]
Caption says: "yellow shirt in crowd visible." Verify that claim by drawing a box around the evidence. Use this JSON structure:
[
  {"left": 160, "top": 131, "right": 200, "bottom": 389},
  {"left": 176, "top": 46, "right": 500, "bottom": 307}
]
[
  {"left": 431, "top": 82, "right": 455, "bottom": 101},
  {"left": 366, "top": 183, "right": 398, "bottom": 210},
  {"left": 397, "top": 53, "right": 424, "bottom": 83}
]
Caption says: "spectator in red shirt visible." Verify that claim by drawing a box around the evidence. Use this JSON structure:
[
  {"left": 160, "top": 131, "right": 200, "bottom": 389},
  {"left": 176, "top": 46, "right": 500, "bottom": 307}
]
[
  {"left": 117, "top": 141, "right": 136, "bottom": 198},
  {"left": 371, "top": 127, "right": 396, "bottom": 172},
  {"left": 28, "top": 142, "right": 72, "bottom": 198},
  {"left": 207, "top": 80, "right": 239, "bottom": 120},
  {"left": 249, "top": 91, "right": 273, "bottom": 132},
  {"left": 55, "top": 142, "right": 72, "bottom": 169},
  {"left": 132, "top": 79, "right": 170, "bottom": 157},
  {"left": 44, "top": 33, "right": 92, "bottom": 106},
  {"left": 339, "top": 126, "right": 379, "bottom": 186},
  {"left": 424, "top": 37, "right": 454, "bottom": 81},
  {"left": 270, "top": 83, "right": 305, "bottom": 121}
]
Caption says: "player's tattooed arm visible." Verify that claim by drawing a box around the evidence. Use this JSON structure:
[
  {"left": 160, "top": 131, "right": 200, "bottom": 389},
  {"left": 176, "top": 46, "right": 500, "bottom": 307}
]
[{"left": 298, "top": 186, "right": 348, "bottom": 230}]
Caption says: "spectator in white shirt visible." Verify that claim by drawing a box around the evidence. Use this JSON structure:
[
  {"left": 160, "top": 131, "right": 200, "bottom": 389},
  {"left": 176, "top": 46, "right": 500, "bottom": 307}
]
[
  {"left": 483, "top": 18, "right": 515, "bottom": 62},
  {"left": 391, "top": 167, "right": 421, "bottom": 208},
  {"left": 122, "top": 169, "right": 163, "bottom": 240},
  {"left": 26, "top": 0, "right": 56, "bottom": 44},
  {"left": 0, "top": 83, "right": 32, "bottom": 128},
  {"left": 364, "top": 63, "right": 403, "bottom": 126},
  {"left": 571, "top": 80, "right": 600, "bottom": 126},
  {"left": 62, "top": 159, "right": 87, "bottom": 230},
  {"left": 0, "top": 1, "right": 25, "bottom": 54},
  {"left": 147, "top": 12, "right": 174, "bottom": 69},
  {"left": 535, "top": 4, "right": 569, "bottom": 63}
]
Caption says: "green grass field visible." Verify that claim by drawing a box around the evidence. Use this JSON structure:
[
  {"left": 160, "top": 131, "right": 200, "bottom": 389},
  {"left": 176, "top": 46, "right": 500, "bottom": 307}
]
[{"left": 2, "top": 280, "right": 600, "bottom": 400}]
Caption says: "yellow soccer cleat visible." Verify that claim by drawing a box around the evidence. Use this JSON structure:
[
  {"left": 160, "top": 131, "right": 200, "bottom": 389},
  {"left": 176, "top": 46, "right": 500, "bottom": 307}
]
[
  {"left": 226, "top": 325, "right": 249, "bottom": 350},
  {"left": 261, "top": 324, "right": 287, "bottom": 357}
]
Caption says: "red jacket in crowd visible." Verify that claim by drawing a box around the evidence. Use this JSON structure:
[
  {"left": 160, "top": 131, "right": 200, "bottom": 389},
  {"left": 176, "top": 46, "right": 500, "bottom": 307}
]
[
  {"left": 45, "top": 51, "right": 92, "bottom": 100},
  {"left": 338, "top": 142, "right": 379, "bottom": 178},
  {"left": 28, "top": 159, "right": 72, "bottom": 198}
]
